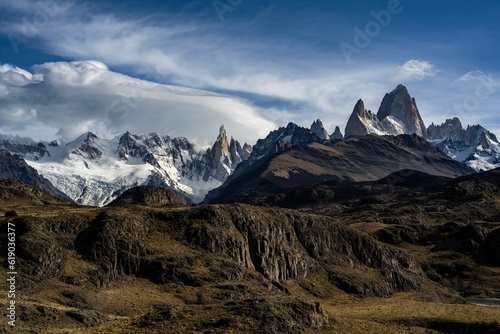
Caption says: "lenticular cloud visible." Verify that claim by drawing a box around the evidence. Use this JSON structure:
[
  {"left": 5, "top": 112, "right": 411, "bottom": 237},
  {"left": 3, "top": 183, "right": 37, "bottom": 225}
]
[{"left": 0, "top": 60, "right": 276, "bottom": 143}]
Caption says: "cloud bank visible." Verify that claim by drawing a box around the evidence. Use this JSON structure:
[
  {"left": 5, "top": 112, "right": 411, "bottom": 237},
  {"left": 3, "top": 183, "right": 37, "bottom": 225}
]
[
  {"left": 0, "top": 60, "right": 276, "bottom": 144},
  {"left": 0, "top": 2, "right": 498, "bottom": 140}
]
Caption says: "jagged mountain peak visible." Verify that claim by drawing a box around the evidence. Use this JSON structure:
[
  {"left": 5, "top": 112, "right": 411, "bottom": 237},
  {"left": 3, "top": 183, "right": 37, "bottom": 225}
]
[
  {"left": 466, "top": 124, "right": 498, "bottom": 148},
  {"left": 392, "top": 83, "right": 409, "bottom": 94},
  {"left": 67, "top": 131, "right": 104, "bottom": 160},
  {"left": 310, "top": 119, "right": 328, "bottom": 140},
  {"left": 68, "top": 131, "right": 98, "bottom": 145},
  {"left": 218, "top": 124, "right": 227, "bottom": 140},
  {"left": 427, "top": 117, "right": 500, "bottom": 172},
  {"left": 345, "top": 99, "right": 381, "bottom": 138},
  {"left": 330, "top": 126, "right": 344, "bottom": 141},
  {"left": 354, "top": 99, "right": 365, "bottom": 112},
  {"left": 377, "top": 84, "right": 427, "bottom": 138},
  {"left": 345, "top": 85, "right": 428, "bottom": 139},
  {"left": 427, "top": 117, "right": 465, "bottom": 142}
]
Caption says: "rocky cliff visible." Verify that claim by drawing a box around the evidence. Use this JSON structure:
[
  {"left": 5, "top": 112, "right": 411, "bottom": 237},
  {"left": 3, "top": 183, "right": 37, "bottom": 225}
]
[
  {"left": 330, "top": 126, "right": 344, "bottom": 141},
  {"left": 344, "top": 99, "right": 382, "bottom": 138},
  {"left": 344, "top": 86, "right": 428, "bottom": 138},
  {"left": 310, "top": 119, "right": 329, "bottom": 140},
  {"left": 377, "top": 84, "right": 427, "bottom": 138}
]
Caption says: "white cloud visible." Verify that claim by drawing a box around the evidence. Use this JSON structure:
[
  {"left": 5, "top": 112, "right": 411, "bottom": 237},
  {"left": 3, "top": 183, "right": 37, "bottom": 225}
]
[
  {"left": 390, "top": 60, "right": 436, "bottom": 82},
  {"left": 0, "top": 3, "right": 499, "bottom": 143},
  {"left": 0, "top": 60, "right": 276, "bottom": 144},
  {"left": 455, "top": 70, "right": 499, "bottom": 89},
  {"left": 0, "top": 2, "right": 397, "bottom": 130},
  {"left": 457, "top": 70, "right": 487, "bottom": 82}
]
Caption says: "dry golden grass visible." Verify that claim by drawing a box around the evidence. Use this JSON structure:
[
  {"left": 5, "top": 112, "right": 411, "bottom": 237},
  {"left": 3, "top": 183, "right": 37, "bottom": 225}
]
[{"left": 323, "top": 293, "right": 500, "bottom": 334}]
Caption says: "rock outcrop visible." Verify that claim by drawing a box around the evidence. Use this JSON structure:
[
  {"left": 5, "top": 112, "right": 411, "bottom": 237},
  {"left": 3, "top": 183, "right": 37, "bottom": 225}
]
[
  {"left": 330, "top": 126, "right": 344, "bottom": 141},
  {"left": 344, "top": 99, "right": 381, "bottom": 138},
  {"left": 377, "top": 84, "right": 427, "bottom": 138},
  {"left": 177, "top": 204, "right": 425, "bottom": 296},
  {"left": 108, "top": 185, "right": 182, "bottom": 207},
  {"left": 69, "top": 203, "right": 427, "bottom": 296},
  {"left": 74, "top": 212, "right": 150, "bottom": 287},
  {"left": 310, "top": 119, "right": 329, "bottom": 140}
]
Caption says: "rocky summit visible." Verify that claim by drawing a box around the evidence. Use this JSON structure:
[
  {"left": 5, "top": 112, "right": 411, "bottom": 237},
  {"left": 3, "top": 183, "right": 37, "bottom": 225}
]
[
  {"left": 329, "top": 126, "right": 344, "bottom": 141},
  {"left": 377, "top": 84, "right": 428, "bottom": 138},
  {"left": 345, "top": 85, "right": 427, "bottom": 138},
  {"left": 310, "top": 119, "right": 329, "bottom": 140}
]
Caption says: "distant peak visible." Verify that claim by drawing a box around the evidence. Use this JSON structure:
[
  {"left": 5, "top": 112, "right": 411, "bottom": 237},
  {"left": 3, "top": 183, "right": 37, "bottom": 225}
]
[
  {"left": 330, "top": 126, "right": 344, "bottom": 141},
  {"left": 85, "top": 132, "right": 98, "bottom": 140},
  {"left": 377, "top": 85, "right": 427, "bottom": 138},
  {"left": 393, "top": 84, "right": 408, "bottom": 93},
  {"left": 310, "top": 119, "right": 328, "bottom": 140},
  {"left": 218, "top": 125, "right": 227, "bottom": 140},
  {"left": 353, "top": 99, "right": 365, "bottom": 114}
]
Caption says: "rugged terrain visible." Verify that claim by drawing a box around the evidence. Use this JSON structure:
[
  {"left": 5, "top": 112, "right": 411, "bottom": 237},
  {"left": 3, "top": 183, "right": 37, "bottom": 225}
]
[
  {"left": 1, "top": 178, "right": 499, "bottom": 333},
  {"left": 0, "top": 126, "right": 251, "bottom": 206},
  {"left": 2, "top": 85, "right": 499, "bottom": 207},
  {"left": 205, "top": 134, "right": 473, "bottom": 203}
]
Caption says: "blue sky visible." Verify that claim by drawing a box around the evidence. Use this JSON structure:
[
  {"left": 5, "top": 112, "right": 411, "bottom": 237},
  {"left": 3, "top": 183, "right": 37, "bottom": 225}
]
[{"left": 0, "top": 0, "right": 499, "bottom": 143}]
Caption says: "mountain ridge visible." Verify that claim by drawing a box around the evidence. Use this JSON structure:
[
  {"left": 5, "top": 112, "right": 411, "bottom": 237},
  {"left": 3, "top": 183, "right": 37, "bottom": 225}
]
[
  {"left": 0, "top": 128, "right": 252, "bottom": 206},
  {"left": 204, "top": 134, "right": 474, "bottom": 203},
  {"left": 1, "top": 84, "right": 499, "bottom": 205}
]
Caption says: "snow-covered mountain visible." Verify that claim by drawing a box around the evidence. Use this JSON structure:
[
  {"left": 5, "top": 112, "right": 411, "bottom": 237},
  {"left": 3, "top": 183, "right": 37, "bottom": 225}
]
[
  {"left": 343, "top": 85, "right": 500, "bottom": 172},
  {"left": 0, "top": 127, "right": 251, "bottom": 206},
  {"left": 427, "top": 118, "right": 500, "bottom": 172}
]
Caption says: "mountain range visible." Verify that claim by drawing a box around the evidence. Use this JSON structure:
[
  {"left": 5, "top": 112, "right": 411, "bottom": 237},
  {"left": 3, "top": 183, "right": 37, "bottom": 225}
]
[
  {"left": 343, "top": 84, "right": 500, "bottom": 172},
  {"left": 0, "top": 127, "right": 251, "bottom": 206},
  {"left": 1, "top": 84, "right": 499, "bottom": 205}
]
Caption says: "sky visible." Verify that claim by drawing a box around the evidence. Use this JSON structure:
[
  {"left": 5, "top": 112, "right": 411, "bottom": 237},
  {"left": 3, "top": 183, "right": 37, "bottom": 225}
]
[{"left": 0, "top": 0, "right": 499, "bottom": 144}]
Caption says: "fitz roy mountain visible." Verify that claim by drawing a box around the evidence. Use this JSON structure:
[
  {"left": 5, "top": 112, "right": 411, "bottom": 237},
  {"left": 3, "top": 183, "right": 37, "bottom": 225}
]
[
  {"left": 0, "top": 126, "right": 251, "bottom": 206},
  {"left": 345, "top": 85, "right": 427, "bottom": 138},
  {"left": 344, "top": 84, "right": 500, "bottom": 172}
]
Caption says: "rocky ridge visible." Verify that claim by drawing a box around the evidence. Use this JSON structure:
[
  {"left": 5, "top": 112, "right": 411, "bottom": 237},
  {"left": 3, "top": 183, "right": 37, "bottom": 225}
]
[
  {"left": 205, "top": 133, "right": 474, "bottom": 203},
  {"left": 342, "top": 85, "right": 500, "bottom": 171}
]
